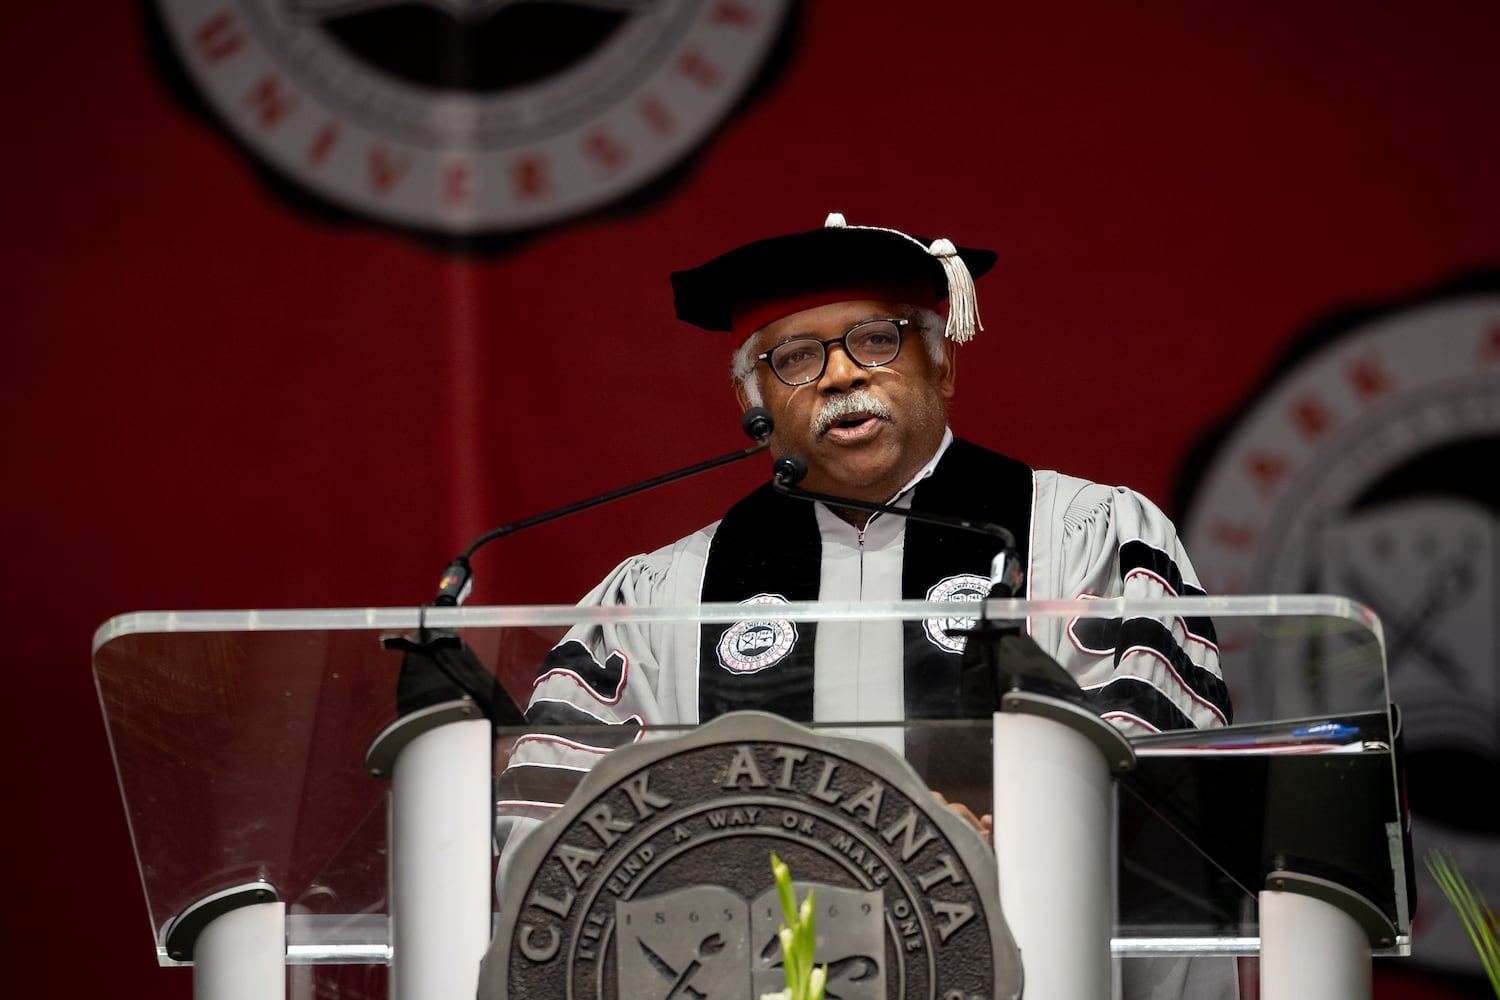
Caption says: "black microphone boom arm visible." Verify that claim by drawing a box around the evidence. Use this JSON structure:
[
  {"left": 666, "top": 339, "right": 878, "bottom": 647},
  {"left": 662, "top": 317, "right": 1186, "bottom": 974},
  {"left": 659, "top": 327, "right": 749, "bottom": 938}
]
[{"left": 433, "top": 407, "right": 775, "bottom": 605}]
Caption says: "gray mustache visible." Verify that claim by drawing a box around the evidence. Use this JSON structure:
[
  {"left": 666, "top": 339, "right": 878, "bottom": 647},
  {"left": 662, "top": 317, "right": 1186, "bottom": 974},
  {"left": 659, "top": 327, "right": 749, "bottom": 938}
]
[{"left": 813, "top": 390, "right": 893, "bottom": 438}]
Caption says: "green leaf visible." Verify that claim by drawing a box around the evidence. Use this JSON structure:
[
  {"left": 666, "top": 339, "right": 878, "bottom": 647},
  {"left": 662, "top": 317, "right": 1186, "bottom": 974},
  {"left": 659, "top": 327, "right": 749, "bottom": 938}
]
[
  {"left": 769, "top": 854, "right": 822, "bottom": 1000},
  {"left": 1426, "top": 849, "right": 1500, "bottom": 998}
]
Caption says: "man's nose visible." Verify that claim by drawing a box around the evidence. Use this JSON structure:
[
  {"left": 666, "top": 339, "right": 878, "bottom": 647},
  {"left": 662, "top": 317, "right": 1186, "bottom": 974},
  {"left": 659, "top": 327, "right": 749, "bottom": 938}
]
[{"left": 819, "top": 341, "right": 867, "bottom": 392}]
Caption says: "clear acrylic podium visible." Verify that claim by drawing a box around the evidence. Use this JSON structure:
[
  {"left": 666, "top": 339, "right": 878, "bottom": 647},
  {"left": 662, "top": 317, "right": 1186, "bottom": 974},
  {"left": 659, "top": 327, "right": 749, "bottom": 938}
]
[{"left": 93, "top": 596, "right": 1411, "bottom": 999}]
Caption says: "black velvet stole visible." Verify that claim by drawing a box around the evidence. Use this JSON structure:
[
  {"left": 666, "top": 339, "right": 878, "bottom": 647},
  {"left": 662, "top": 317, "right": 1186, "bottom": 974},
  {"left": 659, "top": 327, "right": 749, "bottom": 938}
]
[
  {"left": 698, "top": 482, "right": 822, "bottom": 721},
  {"left": 898, "top": 439, "right": 1034, "bottom": 718},
  {"left": 697, "top": 439, "right": 1034, "bottom": 734}
]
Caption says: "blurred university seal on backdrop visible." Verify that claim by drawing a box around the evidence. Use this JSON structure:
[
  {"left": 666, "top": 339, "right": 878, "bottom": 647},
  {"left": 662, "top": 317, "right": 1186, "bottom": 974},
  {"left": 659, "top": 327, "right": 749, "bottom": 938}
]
[{"left": 150, "top": 0, "right": 794, "bottom": 237}]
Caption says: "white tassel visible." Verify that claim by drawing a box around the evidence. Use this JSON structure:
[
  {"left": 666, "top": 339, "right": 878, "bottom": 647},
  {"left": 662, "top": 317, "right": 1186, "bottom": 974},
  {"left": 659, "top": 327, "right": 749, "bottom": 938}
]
[
  {"left": 816, "top": 213, "right": 982, "bottom": 343},
  {"left": 927, "top": 237, "right": 981, "bottom": 343}
]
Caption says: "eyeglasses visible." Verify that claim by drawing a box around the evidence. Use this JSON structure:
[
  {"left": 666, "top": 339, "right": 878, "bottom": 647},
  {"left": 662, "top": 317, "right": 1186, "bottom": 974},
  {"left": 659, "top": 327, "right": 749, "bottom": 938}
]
[{"left": 755, "top": 318, "right": 909, "bottom": 387}]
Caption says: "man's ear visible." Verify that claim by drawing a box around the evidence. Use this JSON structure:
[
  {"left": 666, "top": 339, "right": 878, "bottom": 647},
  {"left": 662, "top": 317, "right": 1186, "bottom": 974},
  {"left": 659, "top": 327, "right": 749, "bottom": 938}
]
[
  {"left": 734, "top": 380, "right": 752, "bottom": 412},
  {"left": 938, "top": 336, "right": 958, "bottom": 399}
]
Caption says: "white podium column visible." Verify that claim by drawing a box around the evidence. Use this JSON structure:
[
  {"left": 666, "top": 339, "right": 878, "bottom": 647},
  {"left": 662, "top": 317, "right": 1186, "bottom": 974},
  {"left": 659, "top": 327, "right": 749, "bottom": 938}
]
[
  {"left": 368, "top": 700, "right": 493, "bottom": 1000},
  {"left": 195, "top": 900, "right": 288, "bottom": 1000},
  {"left": 165, "top": 881, "right": 285, "bottom": 1000},
  {"left": 1259, "top": 871, "right": 1395, "bottom": 1000},
  {"left": 992, "top": 692, "right": 1134, "bottom": 1000}
]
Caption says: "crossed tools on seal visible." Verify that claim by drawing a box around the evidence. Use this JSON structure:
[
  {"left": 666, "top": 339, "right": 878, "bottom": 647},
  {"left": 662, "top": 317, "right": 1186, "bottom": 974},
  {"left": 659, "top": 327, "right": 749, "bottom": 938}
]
[
  {"left": 636, "top": 929, "right": 879, "bottom": 999},
  {"left": 636, "top": 933, "right": 724, "bottom": 1000}
]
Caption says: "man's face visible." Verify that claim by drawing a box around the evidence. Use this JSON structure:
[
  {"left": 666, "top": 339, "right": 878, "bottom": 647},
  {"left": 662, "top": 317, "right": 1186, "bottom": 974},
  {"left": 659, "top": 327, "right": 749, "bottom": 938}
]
[{"left": 737, "top": 299, "right": 956, "bottom": 505}]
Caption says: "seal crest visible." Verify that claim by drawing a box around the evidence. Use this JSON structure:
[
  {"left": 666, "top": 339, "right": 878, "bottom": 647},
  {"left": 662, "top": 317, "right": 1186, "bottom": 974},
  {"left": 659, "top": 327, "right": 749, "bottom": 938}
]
[{"left": 480, "top": 711, "right": 1021, "bottom": 999}]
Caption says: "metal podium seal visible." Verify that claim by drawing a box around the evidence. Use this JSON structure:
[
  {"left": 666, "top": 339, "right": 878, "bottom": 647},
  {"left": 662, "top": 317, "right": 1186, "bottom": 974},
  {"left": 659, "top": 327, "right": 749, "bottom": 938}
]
[{"left": 479, "top": 711, "right": 1022, "bottom": 1000}]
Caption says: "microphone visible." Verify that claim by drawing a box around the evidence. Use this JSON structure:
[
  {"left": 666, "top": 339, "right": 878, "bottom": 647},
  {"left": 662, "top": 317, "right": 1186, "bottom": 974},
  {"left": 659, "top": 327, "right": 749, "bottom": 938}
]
[
  {"left": 772, "top": 454, "right": 808, "bottom": 489},
  {"left": 742, "top": 406, "right": 774, "bottom": 444},
  {"left": 770, "top": 451, "right": 1024, "bottom": 597},
  {"left": 433, "top": 407, "right": 775, "bottom": 606}
]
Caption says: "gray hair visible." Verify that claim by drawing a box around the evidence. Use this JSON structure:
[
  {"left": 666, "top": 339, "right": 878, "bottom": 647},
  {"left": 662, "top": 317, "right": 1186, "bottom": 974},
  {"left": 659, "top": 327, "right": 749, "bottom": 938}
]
[{"left": 731, "top": 305, "right": 948, "bottom": 408}]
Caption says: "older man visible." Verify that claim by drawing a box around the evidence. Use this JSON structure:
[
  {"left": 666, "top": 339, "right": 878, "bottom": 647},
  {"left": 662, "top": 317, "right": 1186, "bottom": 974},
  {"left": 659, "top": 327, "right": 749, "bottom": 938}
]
[
  {"left": 499, "top": 214, "right": 1226, "bottom": 764},
  {"left": 493, "top": 213, "right": 1237, "bottom": 999}
]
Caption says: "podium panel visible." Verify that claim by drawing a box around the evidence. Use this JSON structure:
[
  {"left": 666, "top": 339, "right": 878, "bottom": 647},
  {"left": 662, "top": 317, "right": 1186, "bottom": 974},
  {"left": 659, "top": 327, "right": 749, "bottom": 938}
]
[{"left": 93, "top": 596, "right": 1409, "bottom": 996}]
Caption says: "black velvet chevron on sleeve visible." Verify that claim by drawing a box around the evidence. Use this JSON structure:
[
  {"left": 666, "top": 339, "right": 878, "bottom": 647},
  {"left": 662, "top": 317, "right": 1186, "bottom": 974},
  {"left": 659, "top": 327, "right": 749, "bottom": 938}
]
[
  {"left": 533, "top": 639, "right": 628, "bottom": 703},
  {"left": 494, "top": 761, "right": 586, "bottom": 806},
  {"left": 1070, "top": 539, "right": 1232, "bottom": 730},
  {"left": 523, "top": 699, "right": 642, "bottom": 746}
]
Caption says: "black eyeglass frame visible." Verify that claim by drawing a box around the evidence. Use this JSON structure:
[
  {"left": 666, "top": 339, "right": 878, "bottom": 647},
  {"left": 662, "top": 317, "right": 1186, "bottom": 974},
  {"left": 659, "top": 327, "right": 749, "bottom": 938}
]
[{"left": 754, "top": 318, "right": 911, "bottom": 387}]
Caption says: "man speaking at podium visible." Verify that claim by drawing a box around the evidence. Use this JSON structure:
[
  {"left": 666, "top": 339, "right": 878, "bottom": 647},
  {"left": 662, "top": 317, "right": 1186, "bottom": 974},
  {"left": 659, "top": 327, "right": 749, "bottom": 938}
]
[{"left": 494, "top": 213, "right": 1235, "bottom": 997}]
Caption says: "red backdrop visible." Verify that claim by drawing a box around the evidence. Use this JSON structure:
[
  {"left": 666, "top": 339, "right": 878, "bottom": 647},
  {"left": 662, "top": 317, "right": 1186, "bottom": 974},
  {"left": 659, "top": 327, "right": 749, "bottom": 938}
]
[{"left": 4, "top": 3, "right": 1496, "bottom": 996}]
